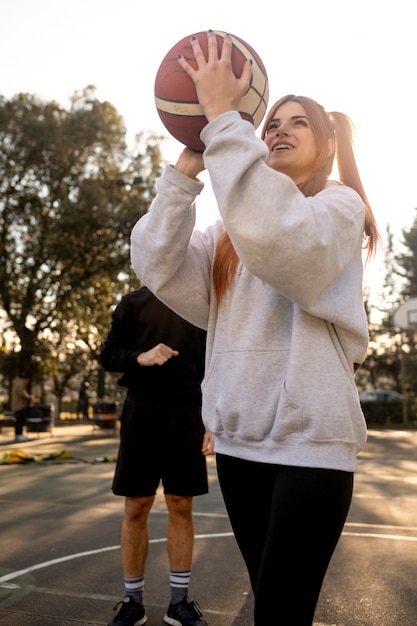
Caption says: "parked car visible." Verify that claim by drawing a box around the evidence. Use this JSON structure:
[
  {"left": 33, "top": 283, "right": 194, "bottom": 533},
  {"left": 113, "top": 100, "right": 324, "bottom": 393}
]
[{"left": 359, "top": 390, "right": 403, "bottom": 402}]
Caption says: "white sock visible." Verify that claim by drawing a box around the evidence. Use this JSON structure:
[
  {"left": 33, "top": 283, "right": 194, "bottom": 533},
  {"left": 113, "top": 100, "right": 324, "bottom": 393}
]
[
  {"left": 124, "top": 576, "right": 144, "bottom": 604},
  {"left": 170, "top": 570, "right": 191, "bottom": 604}
]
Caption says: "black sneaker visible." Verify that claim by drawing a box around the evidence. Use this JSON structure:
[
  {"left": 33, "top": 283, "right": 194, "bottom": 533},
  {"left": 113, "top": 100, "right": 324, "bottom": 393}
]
[
  {"left": 163, "top": 596, "right": 208, "bottom": 626},
  {"left": 107, "top": 595, "right": 147, "bottom": 626}
]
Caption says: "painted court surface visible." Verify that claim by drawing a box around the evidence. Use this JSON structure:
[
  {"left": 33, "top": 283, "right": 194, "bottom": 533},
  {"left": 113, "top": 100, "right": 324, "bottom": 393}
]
[{"left": 1, "top": 423, "right": 417, "bottom": 625}]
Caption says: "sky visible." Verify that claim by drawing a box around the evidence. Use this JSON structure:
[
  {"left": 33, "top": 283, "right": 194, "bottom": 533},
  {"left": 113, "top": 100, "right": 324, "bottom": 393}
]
[{"left": 1, "top": 0, "right": 416, "bottom": 301}]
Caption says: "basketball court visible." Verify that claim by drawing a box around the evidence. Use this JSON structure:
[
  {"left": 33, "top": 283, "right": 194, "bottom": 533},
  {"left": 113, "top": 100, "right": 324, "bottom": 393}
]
[{"left": 1, "top": 424, "right": 417, "bottom": 625}]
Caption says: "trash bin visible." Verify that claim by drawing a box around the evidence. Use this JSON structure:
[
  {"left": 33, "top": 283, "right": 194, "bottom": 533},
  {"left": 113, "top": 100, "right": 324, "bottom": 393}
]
[
  {"left": 26, "top": 405, "right": 52, "bottom": 433},
  {"left": 93, "top": 402, "right": 118, "bottom": 429}
]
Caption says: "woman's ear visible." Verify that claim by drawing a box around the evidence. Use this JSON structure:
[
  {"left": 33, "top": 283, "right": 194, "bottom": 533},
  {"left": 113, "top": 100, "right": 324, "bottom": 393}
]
[{"left": 328, "top": 138, "right": 335, "bottom": 157}]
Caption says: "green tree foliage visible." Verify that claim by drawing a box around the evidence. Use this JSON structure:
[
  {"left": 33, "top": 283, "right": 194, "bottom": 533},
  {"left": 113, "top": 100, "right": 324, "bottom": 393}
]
[
  {"left": 397, "top": 212, "right": 417, "bottom": 299},
  {"left": 0, "top": 87, "right": 164, "bottom": 395},
  {"left": 393, "top": 211, "right": 417, "bottom": 397},
  {"left": 360, "top": 215, "right": 417, "bottom": 403},
  {"left": 358, "top": 226, "right": 403, "bottom": 392}
]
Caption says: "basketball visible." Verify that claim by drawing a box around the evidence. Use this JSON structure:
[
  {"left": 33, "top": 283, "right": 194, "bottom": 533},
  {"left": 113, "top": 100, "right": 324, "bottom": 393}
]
[{"left": 154, "top": 31, "right": 269, "bottom": 152}]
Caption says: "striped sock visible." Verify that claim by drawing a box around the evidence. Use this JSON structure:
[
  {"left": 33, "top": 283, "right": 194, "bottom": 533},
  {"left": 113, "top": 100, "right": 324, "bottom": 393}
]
[
  {"left": 124, "top": 576, "right": 144, "bottom": 604},
  {"left": 170, "top": 570, "right": 191, "bottom": 604}
]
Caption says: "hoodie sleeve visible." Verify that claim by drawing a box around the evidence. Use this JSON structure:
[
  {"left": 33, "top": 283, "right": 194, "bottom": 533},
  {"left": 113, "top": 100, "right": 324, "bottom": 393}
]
[{"left": 131, "top": 165, "right": 221, "bottom": 330}]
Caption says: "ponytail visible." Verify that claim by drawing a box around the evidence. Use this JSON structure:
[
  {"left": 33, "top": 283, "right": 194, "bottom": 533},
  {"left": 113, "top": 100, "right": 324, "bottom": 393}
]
[{"left": 329, "top": 111, "right": 381, "bottom": 259}]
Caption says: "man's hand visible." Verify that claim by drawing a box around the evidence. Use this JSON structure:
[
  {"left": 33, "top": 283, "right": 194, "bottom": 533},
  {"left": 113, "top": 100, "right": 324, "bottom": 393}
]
[
  {"left": 137, "top": 343, "right": 179, "bottom": 367},
  {"left": 202, "top": 430, "right": 215, "bottom": 455}
]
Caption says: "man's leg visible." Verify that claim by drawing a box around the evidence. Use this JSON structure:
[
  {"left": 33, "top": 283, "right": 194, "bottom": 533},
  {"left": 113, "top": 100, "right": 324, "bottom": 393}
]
[
  {"left": 163, "top": 494, "right": 207, "bottom": 624},
  {"left": 165, "top": 494, "right": 194, "bottom": 570},
  {"left": 165, "top": 494, "right": 194, "bottom": 602},
  {"left": 107, "top": 496, "right": 153, "bottom": 626},
  {"left": 121, "top": 495, "right": 154, "bottom": 579}
]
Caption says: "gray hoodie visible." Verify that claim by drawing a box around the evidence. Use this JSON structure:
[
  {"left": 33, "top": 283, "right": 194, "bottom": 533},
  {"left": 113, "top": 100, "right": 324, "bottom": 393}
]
[{"left": 131, "top": 111, "right": 368, "bottom": 472}]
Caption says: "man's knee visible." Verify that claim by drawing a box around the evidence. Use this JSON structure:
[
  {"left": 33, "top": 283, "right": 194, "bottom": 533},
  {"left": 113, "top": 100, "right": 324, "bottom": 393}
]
[
  {"left": 165, "top": 494, "right": 194, "bottom": 518},
  {"left": 124, "top": 495, "right": 154, "bottom": 522}
]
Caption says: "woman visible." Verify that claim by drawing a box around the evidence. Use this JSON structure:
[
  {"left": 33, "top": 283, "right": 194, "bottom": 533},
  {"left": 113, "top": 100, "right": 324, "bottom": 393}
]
[{"left": 131, "top": 32, "right": 379, "bottom": 626}]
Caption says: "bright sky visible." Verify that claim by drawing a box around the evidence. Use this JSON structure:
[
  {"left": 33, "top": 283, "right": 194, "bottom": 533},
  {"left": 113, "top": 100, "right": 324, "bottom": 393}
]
[{"left": 2, "top": 0, "right": 416, "bottom": 300}]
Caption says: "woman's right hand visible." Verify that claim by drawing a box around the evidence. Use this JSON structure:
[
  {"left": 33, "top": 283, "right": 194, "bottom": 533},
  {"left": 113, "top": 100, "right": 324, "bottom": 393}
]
[{"left": 178, "top": 31, "right": 252, "bottom": 123}]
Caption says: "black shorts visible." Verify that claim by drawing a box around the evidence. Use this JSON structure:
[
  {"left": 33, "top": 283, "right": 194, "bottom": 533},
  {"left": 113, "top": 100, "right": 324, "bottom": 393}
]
[{"left": 112, "top": 395, "right": 208, "bottom": 498}]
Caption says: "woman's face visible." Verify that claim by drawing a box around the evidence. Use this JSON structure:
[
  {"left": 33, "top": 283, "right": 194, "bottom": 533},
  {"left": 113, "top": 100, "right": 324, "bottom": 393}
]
[{"left": 264, "top": 100, "right": 318, "bottom": 184}]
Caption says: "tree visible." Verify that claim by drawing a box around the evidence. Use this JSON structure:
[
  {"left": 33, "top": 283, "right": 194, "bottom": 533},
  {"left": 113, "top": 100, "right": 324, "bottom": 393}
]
[
  {"left": 358, "top": 225, "right": 404, "bottom": 392},
  {"left": 359, "top": 213, "right": 417, "bottom": 401},
  {"left": 0, "top": 87, "right": 164, "bottom": 397},
  {"left": 392, "top": 210, "right": 417, "bottom": 397},
  {"left": 396, "top": 210, "right": 417, "bottom": 298}
]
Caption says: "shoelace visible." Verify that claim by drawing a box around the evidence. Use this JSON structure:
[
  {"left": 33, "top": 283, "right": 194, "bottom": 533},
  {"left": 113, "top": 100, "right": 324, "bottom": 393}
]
[
  {"left": 188, "top": 599, "right": 203, "bottom": 618},
  {"left": 173, "top": 598, "right": 203, "bottom": 619},
  {"left": 112, "top": 598, "right": 136, "bottom": 618}
]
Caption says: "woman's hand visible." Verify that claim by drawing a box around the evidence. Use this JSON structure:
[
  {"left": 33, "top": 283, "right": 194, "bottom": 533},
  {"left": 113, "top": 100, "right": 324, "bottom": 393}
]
[
  {"left": 173, "top": 147, "right": 205, "bottom": 179},
  {"left": 177, "top": 31, "right": 253, "bottom": 122}
]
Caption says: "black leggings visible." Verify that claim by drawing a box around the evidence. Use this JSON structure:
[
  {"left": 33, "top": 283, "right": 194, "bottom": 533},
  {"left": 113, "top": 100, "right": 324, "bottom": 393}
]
[{"left": 216, "top": 454, "right": 353, "bottom": 626}]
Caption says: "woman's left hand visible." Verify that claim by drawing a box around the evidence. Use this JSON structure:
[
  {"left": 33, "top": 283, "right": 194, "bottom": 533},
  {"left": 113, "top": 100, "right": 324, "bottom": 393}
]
[
  {"left": 177, "top": 31, "right": 253, "bottom": 122},
  {"left": 174, "top": 147, "right": 205, "bottom": 179}
]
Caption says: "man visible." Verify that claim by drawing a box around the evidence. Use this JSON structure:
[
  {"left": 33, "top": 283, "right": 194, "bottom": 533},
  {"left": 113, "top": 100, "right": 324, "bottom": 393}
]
[
  {"left": 100, "top": 286, "right": 211, "bottom": 626},
  {"left": 11, "top": 371, "right": 34, "bottom": 442}
]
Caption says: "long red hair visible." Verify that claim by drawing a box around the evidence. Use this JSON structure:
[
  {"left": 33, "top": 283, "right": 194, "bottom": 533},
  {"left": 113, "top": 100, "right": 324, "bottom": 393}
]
[{"left": 212, "top": 95, "right": 381, "bottom": 302}]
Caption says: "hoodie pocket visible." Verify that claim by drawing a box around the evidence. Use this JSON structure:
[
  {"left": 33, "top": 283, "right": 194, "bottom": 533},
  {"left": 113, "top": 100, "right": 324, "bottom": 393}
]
[
  {"left": 269, "top": 380, "right": 304, "bottom": 440},
  {"left": 202, "top": 349, "right": 291, "bottom": 441}
]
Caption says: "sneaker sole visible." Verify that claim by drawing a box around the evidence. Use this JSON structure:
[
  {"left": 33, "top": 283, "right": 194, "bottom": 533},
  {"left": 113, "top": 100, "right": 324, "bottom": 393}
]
[
  {"left": 107, "top": 616, "right": 147, "bottom": 626},
  {"left": 163, "top": 616, "right": 181, "bottom": 626},
  {"left": 163, "top": 616, "right": 207, "bottom": 626}
]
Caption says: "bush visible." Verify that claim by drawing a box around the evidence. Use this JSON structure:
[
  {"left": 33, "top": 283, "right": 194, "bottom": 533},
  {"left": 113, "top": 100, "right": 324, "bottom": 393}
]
[{"left": 361, "top": 399, "right": 417, "bottom": 426}]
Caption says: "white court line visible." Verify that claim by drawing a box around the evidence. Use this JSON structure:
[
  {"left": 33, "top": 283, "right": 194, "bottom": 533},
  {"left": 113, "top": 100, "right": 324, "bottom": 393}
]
[
  {"left": 0, "top": 532, "right": 233, "bottom": 584},
  {"left": 342, "top": 531, "right": 417, "bottom": 541},
  {"left": 346, "top": 521, "right": 417, "bottom": 531},
  {"left": 1, "top": 527, "right": 417, "bottom": 587}
]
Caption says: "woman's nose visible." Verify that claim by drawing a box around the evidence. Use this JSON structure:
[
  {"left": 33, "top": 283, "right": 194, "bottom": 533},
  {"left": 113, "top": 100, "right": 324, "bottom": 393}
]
[{"left": 276, "top": 122, "right": 290, "bottom": 136}]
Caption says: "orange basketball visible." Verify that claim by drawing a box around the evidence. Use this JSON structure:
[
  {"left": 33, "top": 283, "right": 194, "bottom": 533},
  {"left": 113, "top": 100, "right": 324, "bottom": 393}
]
[{"left": 154, "top": 31, "right": 269, "bottom": 152}]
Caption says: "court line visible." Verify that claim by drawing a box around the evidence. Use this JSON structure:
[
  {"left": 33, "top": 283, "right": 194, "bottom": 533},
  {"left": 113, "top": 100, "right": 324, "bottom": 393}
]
[
  {"left": 342, "top": 531, "right": 417, "bottom": 541},
  {"left": 1, "top": 528, "right": 417, "bottom": 586},
  {"left": 0, "top": 533, "right": 232, "bottom": 584}
]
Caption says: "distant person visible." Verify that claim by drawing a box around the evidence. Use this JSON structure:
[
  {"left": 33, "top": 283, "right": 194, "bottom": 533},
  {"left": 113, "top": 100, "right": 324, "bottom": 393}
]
[
  {"left": 100, "top": 286, "right": 212, "bottom": 626},
  {"left": 11, "top": 371, "right": 34, "bottom": 442},
  {"left": 77, "top": 383, "right": 90, "bottom": 420},
  {"left": 130, "top": 32, "right": 380, "bottom": 626}
]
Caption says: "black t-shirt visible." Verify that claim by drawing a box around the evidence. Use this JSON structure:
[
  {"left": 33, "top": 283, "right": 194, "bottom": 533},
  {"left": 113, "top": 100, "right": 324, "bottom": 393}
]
[{"left": 100, "top": 287, "right": 206, "bottom": 402}]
